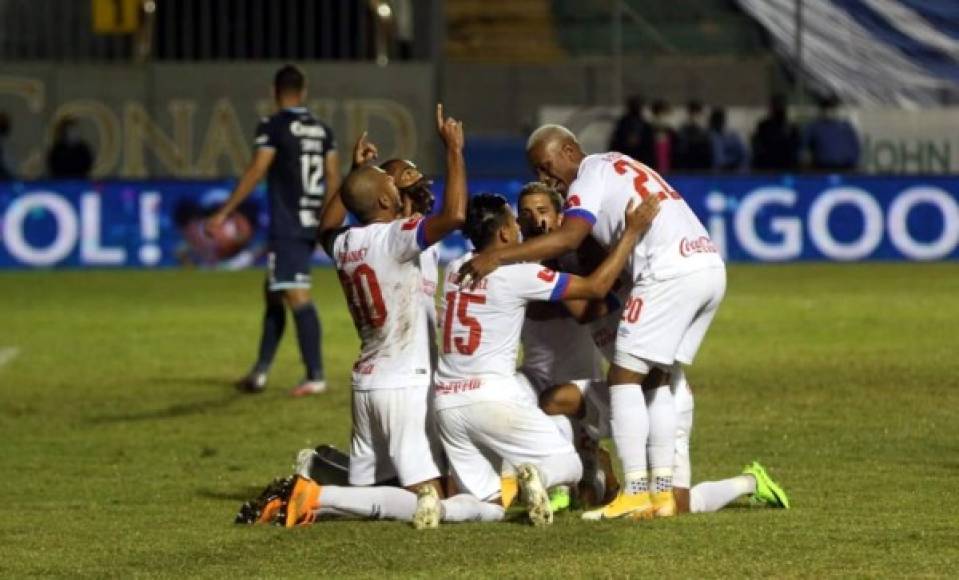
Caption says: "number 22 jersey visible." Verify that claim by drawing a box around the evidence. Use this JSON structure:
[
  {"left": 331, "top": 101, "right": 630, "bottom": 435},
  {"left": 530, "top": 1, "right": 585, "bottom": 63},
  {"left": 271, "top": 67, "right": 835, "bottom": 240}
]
[
  {"left": 331, "top": 217, "right": 432, "bottom": 390},
  {"left": 435, "top": 253, "right": 570, "bottom": 410}
]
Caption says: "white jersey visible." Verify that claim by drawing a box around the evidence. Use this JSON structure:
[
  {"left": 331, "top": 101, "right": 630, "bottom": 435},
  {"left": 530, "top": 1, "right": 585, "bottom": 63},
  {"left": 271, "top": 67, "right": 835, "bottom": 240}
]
[
  {"left": 435, "top": 253, "right": 570, "bottom": 410},
  {"left": 520, "top": 251, "right": 602, "bottom": 386},
  {"left": 331, "top": 216, "right": 432, "bottom": 390},
  {"left": 420, "top": 244, "right": 440, "bottom": 365},
  {"left": 564, "top": 153, "right": 724, "bottom": 283}
]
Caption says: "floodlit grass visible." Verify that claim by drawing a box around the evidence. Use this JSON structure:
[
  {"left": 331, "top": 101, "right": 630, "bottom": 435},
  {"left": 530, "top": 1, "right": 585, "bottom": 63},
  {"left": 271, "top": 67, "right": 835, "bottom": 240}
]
[{"left": 1, "top": 264, "right": 957, "bottom": 578}]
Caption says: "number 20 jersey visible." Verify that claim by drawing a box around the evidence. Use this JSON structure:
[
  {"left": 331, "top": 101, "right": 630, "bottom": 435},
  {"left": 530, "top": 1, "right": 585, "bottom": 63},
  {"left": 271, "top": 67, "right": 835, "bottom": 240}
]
[
  {"left": 434, "top": 253, "right": 569, "bottom": 410},
  {"left": 331, "top": 217, "right": 432, "bottom": 390},
  {"left": 564, "top": 153, "right": 724, "bottom": 283},
  {"left": 254, "top": 107, "right": 336, "bottom": 241}
]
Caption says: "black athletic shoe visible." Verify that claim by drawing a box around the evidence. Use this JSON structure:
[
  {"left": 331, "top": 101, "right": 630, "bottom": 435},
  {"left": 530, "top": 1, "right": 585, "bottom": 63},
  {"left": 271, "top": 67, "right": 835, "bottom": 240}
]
[{"left": 236, "top": 371, "right": 267, "bottom": 393}]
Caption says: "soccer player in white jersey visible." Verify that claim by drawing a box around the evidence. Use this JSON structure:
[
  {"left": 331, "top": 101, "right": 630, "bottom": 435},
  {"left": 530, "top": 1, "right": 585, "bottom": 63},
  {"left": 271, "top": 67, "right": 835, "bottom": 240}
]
[
  {"left": 238, "top": 106, "right": 510, "bottom": 529},
  {"left": 430, "top": 192, "right": 658, "bottom": 526},
  {"left": 458, "top": 124, "right": 726, "bottom": 520}
]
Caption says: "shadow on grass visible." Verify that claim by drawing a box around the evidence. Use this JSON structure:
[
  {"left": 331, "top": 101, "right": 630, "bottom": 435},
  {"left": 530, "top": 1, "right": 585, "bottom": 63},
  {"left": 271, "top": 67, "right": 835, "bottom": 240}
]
[
  {"left": 86, "top": 392, "right": 245, "bottom": 424},
  {"left": 197, "top": 486, "right": 267, "bottom": 503}
]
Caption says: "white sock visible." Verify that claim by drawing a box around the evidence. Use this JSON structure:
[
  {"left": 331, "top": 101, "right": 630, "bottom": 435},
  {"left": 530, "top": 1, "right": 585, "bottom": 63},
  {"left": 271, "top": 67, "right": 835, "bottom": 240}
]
[
  {"left": 672, "top": 370, "right": 695, "bottom": 489},
  {"left": 689, "top": 475, "right": 756, "bottom": 513},
  {"left": 313, "top": 485, "right": 416, "bottom": 520},
  {"left": 610, "top": 384, "right": 649, "bottom": 494},
  {"left": 645, "top": 385, "right": 677, "bottom": 486},
  {"left": 534, "top": 451, "right": 583, "bottom": 490},
  {"left": 441, "top": 494, "right": 505, "bottom": 522}
]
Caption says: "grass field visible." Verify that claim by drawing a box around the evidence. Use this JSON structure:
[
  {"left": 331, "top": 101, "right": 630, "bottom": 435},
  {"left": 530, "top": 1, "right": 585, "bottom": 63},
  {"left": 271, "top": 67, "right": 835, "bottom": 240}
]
[{"left": 1, "top": 263, "right": 958, "bottom": 578}]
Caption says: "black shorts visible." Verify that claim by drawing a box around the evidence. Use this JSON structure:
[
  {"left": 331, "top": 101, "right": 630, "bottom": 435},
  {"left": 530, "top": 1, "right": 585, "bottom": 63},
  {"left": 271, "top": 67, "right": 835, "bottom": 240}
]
[{"left": 267, "top": 238, "right": 315, "bottom": 291}]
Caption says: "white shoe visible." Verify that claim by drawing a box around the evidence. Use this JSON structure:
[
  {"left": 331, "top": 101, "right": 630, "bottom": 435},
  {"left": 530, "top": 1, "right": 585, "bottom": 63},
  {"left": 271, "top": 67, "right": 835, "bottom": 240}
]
[
  {"left": 517, "top": 463, "right": 552, "bottom": 526},
  {"left": 294, "top": 448, "right": 317, "bottom": 478},
  {"left": 290, "top": 380, "right": 327, "bottom": 397},
  {"left": 412, "top": 485, "right": 441, "bottom": 530}
]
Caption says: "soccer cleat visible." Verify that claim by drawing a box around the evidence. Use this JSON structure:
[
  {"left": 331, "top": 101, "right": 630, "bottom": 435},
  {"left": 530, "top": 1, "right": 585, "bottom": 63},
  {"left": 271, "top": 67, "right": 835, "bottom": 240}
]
[
  {"left": 582, "top": 491, "right": 655, "bottom": 521},
  {"left": 743, "top": 461, "right": 790, "bottom": 509},
  {"left": 236, "top": 371, "right": 267, "bottom": 394},
  {"left": 294, "top": 448, "right": 316, "bottom": 479},
  {"left": 234, "top": 476, "right": 295, "bottom": 525},
  {"left": 517, "top": 463, "right": 552, "bottom": 526},
  {"left": 652, "top": 490, "right": 677, "bottom": 517},
  {"left": 549, "top": 486, "right": 571, "bottom": 512},
  {"left": 412, "top": 485, "right": 441, "bottom": 530},
  {"left": 278, "top": 475, "right": 322, "bottom": 527},
  {"left": 290, "top": 379, "right": 327, "bottom": 397}
]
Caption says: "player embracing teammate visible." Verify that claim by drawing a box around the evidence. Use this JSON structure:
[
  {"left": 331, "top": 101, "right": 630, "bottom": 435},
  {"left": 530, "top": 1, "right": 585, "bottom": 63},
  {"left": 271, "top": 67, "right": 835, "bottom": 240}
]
[{"left": 459, "top": 125, "right": 727, "bottom": 520}]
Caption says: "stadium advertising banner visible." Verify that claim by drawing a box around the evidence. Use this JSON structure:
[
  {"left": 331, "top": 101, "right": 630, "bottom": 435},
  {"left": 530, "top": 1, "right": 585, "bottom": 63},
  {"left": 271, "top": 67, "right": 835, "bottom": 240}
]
[{"left": 0, "top": 175, "right": 957, "bottom": 269}]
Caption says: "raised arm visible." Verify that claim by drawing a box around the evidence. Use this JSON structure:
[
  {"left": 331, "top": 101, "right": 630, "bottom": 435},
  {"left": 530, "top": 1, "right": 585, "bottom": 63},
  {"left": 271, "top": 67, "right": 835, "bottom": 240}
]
[
  {"left": 561, "top": 195, "right": 660, "bottom": 300},
  {"left": 318, "top": 132, "right": 378, "bottom": 253},
  {"left": 421, "top": 103, "right": 467, "bottom": 245},
  {"left": 459, "top": 217, "right": 592, "bottom": 286},
  {"left": 205, "top": 148, "right": 275, "bottom": 235}
]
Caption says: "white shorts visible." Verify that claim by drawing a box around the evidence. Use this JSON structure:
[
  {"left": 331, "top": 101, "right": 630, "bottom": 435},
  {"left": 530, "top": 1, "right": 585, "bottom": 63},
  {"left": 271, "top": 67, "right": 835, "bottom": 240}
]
[
  {"left": 613, "top": 267, "right": 726, "bottom": 374},
  {"left": 349, "top": 385, "right": 442, "bottom": 487},
  {"left": 436, "top": 398, "right": 578, "bottom": 501}
]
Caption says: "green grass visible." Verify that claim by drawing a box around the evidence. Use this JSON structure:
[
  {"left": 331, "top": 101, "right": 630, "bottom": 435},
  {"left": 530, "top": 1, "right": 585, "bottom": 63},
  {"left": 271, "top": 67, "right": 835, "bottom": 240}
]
[{"left": 1, "top": 264, "right": 958, "bottom": 578}]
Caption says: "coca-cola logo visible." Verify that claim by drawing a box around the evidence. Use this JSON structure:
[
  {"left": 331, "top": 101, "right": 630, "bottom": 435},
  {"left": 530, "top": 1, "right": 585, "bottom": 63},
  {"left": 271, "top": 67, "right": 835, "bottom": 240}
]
[{"left": 679, "top": 236, "right": 718, "bottom": 257}]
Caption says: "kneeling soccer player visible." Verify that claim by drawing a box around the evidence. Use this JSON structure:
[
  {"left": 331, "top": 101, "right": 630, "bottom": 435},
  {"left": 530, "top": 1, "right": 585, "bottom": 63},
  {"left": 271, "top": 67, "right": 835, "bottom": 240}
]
[{"left": 425, "top": 192, "right": 658, "bottom": 527}]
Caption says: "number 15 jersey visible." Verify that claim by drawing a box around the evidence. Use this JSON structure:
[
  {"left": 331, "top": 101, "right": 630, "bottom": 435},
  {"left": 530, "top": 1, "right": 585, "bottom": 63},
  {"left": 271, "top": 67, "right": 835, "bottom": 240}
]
[
  {"left": 331, "top": 217, "right": 432, "bottom": 390},
  {"left": 435, "top": 253, "right": 570, "bottom": 410}
]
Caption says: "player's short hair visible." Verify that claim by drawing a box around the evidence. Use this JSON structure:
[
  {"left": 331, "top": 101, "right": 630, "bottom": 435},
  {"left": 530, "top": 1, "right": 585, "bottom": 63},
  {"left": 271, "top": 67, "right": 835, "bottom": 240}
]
[
  {"left": 274, "top": 64, "right": 306, "bottom": 96},
  {"left": 465, "top": 193, "right": 511, "bottom": 251},
  {"left": 517, "top": 182, "right": 563, "bottom": 214}
]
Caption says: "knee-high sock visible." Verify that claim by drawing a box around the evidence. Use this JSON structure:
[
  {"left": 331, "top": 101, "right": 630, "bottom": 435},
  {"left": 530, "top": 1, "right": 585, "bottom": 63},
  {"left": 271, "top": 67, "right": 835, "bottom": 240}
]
[
  {"left": 440, "top": 494, "right": 504, "bottom": 522},
  {"left": 537, "top": 451, "right": 583, "bottom": 490},
  {"left": 645, "top": 385, "right": 677, "bottom": 491},
  {"left": 254, "top": 292, "right": 286, "bottom": 372},
  {"left": 690, "top": 476, "right": 756, "bottom": 513},
  {"left": 314, "top": 486, "right": 416, "bottom": 520},
  {"left": 610, "top": 384, "right": 649, "bottom": 493},
  {"left": 291, "top": 302, "right": 323, "bottom": 381},
  {"left": 672, "top": 371, "right": 695, "bottom": 489}
]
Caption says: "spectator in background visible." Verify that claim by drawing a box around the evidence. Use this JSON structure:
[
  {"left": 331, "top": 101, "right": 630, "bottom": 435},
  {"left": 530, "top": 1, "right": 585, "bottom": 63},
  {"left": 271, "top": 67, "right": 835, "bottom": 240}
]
[
  {"left": 751, "top": 94, "right": 800, "bottom": 172},
  {"left": 674, "top": 100, "right": 713, "bottom": 170},
  {"left": 0, "top": 112, "right": 14, "bottom": 181},
  {"left": 47, "top": 117, "right": 94, "bottom": 179},
  {"left": 649, "top": 98, "right": 677, "bottom": 174},
  {"left": 709, "top": 108, "right": 748, "bottom": 172},
  {"left": 608, "top": 95, "right": 654, "bottom": 166},
  {"left": 802, "top": 95, "right": 860, "bottom": 171}
]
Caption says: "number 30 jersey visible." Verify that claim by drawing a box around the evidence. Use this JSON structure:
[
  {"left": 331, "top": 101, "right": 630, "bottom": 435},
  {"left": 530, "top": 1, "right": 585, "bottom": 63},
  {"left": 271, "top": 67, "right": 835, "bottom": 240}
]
[
  {"left": 331, "top": 217, "right": 432, "bottom": 390},
  {"left": 434, "top": 253, "right": 570, "bottom": 410},
  {"left": 254, "top": 107, "right": 336, "bottom": 241}
]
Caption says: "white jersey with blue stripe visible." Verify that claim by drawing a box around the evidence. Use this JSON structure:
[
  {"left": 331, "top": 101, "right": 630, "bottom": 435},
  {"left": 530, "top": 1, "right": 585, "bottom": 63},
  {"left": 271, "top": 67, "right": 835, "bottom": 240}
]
[{"left": 435, "top": 253, "right": 570, "bottom": 410}]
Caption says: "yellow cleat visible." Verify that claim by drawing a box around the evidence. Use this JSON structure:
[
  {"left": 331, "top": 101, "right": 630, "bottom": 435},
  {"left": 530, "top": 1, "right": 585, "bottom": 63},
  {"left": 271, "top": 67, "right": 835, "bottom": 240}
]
[
  {"left": 652, "top": 490, "right": 676, "bottom": 518},
  {"left": 582, "top": 491, "right": 654, "bottom": 521},
  {"left": 282, "top": 475, "right": 322, "bottom": 528},
  {"left": 500, "top": 475, "right": 519, "bottom": 510}
]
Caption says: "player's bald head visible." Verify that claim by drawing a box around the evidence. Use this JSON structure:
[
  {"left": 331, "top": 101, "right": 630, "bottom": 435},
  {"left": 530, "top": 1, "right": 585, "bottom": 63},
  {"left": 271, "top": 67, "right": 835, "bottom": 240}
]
[
  {"left": 525, "top": 125, "right": 585, "bottom": 195},
  {"left": 526, "top": 124, "right": 579, "bottom": 154},
  {"left": 341, "top": 166, "right": 394, "bottom": 221}
]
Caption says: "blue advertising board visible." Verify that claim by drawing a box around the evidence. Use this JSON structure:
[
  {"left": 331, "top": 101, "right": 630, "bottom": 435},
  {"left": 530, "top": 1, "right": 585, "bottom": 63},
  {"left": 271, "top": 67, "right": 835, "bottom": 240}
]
[{"left": 1, "top": 175, "right": 957, "bottom": 269}]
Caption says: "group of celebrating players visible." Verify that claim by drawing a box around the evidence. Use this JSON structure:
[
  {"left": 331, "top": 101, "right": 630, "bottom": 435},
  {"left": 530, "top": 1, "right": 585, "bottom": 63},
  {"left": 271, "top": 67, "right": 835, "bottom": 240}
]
[{"left": 221, "top": 65, "right": 790, "bottom": 529}]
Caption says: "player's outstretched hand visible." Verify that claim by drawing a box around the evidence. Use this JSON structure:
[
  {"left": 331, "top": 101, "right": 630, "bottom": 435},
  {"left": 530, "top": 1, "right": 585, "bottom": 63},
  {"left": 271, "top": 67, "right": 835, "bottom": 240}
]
[
  {"left": 204, "top": 212, "right": 227, "bottom": 238},
  {"left": 352, "top": 131, "right": 378, "bottom": 168},
  {"left": 625, "top": 194, "right": 661, "bottom": 236},
  {"left": 436, "top": 103, "right": 464, "bottom": 151},
  {"left": 457, "top": 251, "right": 499, "bottom": 289}
]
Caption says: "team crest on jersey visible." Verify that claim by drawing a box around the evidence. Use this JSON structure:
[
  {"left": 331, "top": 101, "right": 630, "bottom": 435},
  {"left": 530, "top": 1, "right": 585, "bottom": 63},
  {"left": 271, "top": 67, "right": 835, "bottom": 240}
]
[
  {"left": 564, "top": 195, "right": 581, "bottom": 210},
  {"left": 401, "top": 217, "right": 422, "bottom": 230},
  {"left": 536, "top": 267, "right": 557, "bottom": 282}
]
